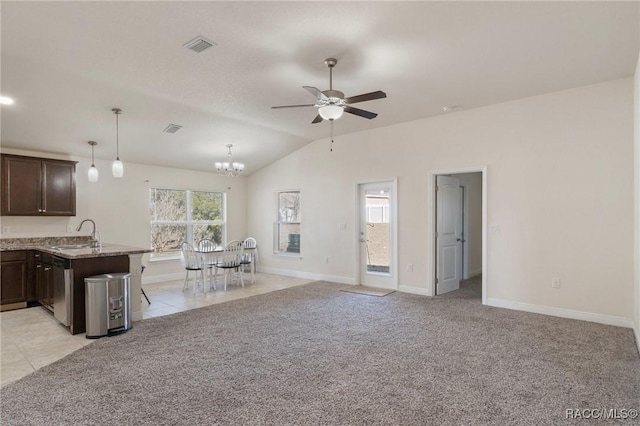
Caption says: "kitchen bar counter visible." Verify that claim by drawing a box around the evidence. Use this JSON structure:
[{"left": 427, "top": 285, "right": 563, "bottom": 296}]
[{"left": 1, "top": 237, "right": 151, "bottom": 334}]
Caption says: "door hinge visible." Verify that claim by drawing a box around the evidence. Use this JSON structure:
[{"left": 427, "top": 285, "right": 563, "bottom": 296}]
[
  {"left": 436, "top": 185, "right": 439, "bottom": 191},
  {"left": 435, "top": 278, "right": 439, "bottom": 284}
]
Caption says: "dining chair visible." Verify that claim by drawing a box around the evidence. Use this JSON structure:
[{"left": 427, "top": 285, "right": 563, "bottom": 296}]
[
  {"left": 241, "top": 237, "right": 257, "bottom": 283},
  {"left": 181, "top": 241, "right": 205, "bottom": 294},
  {"left": 197, "top": 238, "right": 218, "bottom": 291},
  {"left": 214, "top": 240, "right": 245, "bottom": 290}
]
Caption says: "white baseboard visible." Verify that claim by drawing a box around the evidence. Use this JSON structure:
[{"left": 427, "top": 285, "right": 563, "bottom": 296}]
[
  {"left": 486, "top": 298, "right": 634, "bottom": 329},
  {"left": 257, "top": 266, "right": 356, "bottom": 285},
  {"left": 467, "top": 268, "right": 482, "bottom": 278},
  {"left": 142, "top": 272, "right": 184, "bottom": 285},
  {"left": 398, "top": 285, "right": 430, "bottom": 296}
]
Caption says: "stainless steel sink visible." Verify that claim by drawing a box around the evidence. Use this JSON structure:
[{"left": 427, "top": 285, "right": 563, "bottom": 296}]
[{"left": 49, "top": 244, "right": 93, "bottom": 250}]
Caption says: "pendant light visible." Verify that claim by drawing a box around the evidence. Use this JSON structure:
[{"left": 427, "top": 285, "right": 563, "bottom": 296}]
[
  {"left": 87, "top": 141, "right": 99, "bottom": 182},
  {"left": 111, "top": 108, "right": 124, "bottom": 178}
]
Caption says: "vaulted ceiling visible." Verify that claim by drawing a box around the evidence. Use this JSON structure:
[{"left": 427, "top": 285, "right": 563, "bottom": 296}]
[{"left": 1, "top": 1, "right": 638, "bottom": 174}]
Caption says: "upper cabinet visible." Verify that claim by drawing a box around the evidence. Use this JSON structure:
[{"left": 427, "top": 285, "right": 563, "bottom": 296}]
[{"left": 1, "top": 154, "right": 77, "bottom": 216}]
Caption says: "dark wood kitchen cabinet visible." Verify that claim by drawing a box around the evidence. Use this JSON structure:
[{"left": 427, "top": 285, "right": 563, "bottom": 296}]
[
  {"left": 36, "top": 253, "right": 55, "bottom": 312},
  {"left": 0, "top": 250, "right": 28, "bottom": 307},
  {"left": 1, "top": 154, "right": 77, "bottom": 216}
]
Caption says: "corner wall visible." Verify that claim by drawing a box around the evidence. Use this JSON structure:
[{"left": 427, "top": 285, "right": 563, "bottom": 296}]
[
  {"left": 634, "top": 50, "right": 640, "bottom": 350},
  {"left": 248, "top": 78, "right": 634, "bottom": 326}
]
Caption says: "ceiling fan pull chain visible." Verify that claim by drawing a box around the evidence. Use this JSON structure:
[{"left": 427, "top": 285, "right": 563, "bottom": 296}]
[{"left": 330, "top": 120, "right": 334, "bottom": 152}]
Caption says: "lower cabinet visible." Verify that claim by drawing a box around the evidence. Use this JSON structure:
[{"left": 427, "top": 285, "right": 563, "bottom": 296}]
[
  {"left": 36, "top": 253, "right": 55, "bottom": 312},
  {"left": 0, "top": 251, "right": 28, "bottom": 306}
]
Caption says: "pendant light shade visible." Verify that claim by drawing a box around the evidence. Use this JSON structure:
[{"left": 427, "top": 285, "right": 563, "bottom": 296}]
[
  {"left": 112, "top": 108, "right": 124, "bottom": 178},
  {"left": 88, "top": 141, "right": 99, "bottom": 182},
  {"left": 112, "top": 159, "right": 123, "bottom": 178}
]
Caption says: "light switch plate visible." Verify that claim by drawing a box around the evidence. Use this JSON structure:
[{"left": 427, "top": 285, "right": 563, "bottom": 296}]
[{"left": 66, "top": 225, "right": 74, "bottom": 233}]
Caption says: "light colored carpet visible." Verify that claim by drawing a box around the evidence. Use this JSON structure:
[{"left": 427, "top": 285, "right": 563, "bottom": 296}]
[
  {"left": 1, "top": 277, "right": 639, "bottom": 425},
  {"left": 339, "top": 285, "right": 395, "bottom": 297}
]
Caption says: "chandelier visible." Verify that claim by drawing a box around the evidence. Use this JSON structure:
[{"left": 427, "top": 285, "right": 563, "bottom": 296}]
[{"left": 215, "top": 144, "right": 244, "bottom": 177}]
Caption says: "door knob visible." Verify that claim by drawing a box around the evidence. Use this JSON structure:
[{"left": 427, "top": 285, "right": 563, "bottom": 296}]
[{"left": 456, "top": 238, "right": 461, "bottom": 242}]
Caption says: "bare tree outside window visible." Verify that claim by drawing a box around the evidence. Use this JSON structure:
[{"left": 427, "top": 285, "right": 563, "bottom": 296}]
[
  {"left": 275, "top": 191, "right": 301, "bottom": 254},
  {"left": 150, "top": 188, "right": 225, "bottom": 257}
]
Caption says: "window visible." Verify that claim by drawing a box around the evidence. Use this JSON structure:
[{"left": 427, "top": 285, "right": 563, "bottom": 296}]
[
  {"left": 150, "top": 188, "right": 225, "bottom": 258},
  {"left": 274, "top": 190, "right": 301, "bottom": 255}
]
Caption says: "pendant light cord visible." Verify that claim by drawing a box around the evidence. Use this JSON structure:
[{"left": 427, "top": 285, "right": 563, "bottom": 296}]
[{"left": 115, "top": 111, "right": 120, "bottom": 160}]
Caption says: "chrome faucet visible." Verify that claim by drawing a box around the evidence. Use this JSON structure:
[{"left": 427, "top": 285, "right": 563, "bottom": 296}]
[{"left": 76, "top": 219, "right": 100, "bottom": 248}]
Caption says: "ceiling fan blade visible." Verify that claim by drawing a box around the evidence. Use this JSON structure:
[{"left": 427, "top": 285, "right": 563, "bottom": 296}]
[
  {"left": 344, "top": 90, "right": 387, "bottom": 104},
  {"left": 311, "top": 114, "right": 323, "bottom": 124},
  {"left": 271, "top": 104, "right": 316, "bottom": 109},
  {"left": 344, "top": 106, "right": 378, "bottom": 119},
  {"left": 303, "top": 86, "right": 329, "bottom": 101}
]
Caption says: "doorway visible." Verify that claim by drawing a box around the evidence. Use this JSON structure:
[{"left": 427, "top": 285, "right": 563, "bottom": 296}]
[
  {"left": 357, "top": 179, "right": 398, "bottom": 290},
  {"left": 432, "top": 168, "right": 486, "bottom": 302}
]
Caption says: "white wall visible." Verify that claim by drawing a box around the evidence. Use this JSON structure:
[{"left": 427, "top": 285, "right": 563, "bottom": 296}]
[
  {"left": 457, "top": 172, "right": 482, "bottom": 278},
  {"left": 634, "top": 50, "right": 640, "bottom": 348},
  {"left": 0, "top": 148, "right": 247, "bottom": 281},
  {"left": 248, "top": 78, "right": 634, "bottom": 324}
]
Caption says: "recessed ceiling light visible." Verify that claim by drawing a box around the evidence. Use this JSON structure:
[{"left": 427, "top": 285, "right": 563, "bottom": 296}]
[
  {"left": 442, "top": 105, "right": 461, "bottom": 113},
  {"left": 0, "top": 96, "right": 15, "bottom": 105}
]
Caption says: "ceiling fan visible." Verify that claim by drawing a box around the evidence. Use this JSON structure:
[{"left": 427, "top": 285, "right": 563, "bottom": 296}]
[{"left": 272, "top": 58, "right": 386, "bottom": 123}]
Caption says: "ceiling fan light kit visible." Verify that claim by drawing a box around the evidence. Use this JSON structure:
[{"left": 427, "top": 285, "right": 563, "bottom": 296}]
[
  {"left": 319, "top": 104, "right": 343, "bottom": 121},
  {"left": 272, "top": 57, "right": 386, "bottom": 124}
]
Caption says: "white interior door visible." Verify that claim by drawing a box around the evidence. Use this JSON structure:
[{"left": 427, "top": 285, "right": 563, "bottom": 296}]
[
  {"left": 358, "top": 182, "right": 396, "bottom": 289},
  {"left": 436, "top": 175, "right": 463, "bottom": 294}
]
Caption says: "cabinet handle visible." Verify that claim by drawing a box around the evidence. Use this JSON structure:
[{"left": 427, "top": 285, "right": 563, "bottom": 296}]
[
  {"left": 35, "top": 254, "right": 40, "bottom": 258},
  {"left": 36, "top": 264, "right": 42, "bottom": 268},
  {"left": 44, "top": 267, "right": 51, "bottom": 271}
]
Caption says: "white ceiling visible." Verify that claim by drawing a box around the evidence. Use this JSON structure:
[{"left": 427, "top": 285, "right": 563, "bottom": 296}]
[{"left": 1, "top": 1, "right": 638, "bottom": 174}]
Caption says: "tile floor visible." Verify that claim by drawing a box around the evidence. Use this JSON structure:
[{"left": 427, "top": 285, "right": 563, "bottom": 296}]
[{"left": 1, "top": 272, "right": 314, "bottom": 388}]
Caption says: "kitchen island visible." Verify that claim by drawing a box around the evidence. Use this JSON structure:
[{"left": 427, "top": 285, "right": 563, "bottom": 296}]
[{"left": 1, "top": 237, "right": 151, "bottom": 334}]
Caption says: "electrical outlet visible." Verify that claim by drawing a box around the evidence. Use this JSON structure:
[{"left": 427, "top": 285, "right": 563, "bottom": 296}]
[
  {"left": 338, "top": 223, "right": 347, "bottom": 231},
  {"left": 1, "top": 226, "right": 9, "bottom": 234},
  {"left": 66, "top": 225, "right": 74, "bottom": 233},
  {"left": 551, "top": 277, "right": 561, "bottom": 289},
  {"left": 408, "top": 264, "right": 414, "bottom": 272}
]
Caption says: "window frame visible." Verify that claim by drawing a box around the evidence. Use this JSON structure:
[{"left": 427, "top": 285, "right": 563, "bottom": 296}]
[
  {"left": 273, "top": 189, "right": 301, "bottom": 258},
  {"left": 149, "top": 188, "right": 226, "bottom": 260}
]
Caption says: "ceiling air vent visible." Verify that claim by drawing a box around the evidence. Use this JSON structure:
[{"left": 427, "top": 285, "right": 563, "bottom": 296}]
[
  {"left": 183, "top": 36, "right": 216, "bottom": 53},
  {"left": 163, "top": 124, "right": 183, "bottom": 134}
]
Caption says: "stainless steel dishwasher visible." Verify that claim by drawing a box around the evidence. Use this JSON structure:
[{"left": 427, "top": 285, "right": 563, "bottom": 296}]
[{"left": 52, "top": 255, "right": 72, "bottom": 327}]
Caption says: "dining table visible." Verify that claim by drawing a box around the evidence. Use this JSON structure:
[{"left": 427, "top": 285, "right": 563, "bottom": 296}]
[{"left": 195, "top": 246, "right": 256, "bottom": 289}]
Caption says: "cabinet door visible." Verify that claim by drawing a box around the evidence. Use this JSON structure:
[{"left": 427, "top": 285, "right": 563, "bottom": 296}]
[
  {"left": 38, "top": 262, "right": 54, "bottom": 311},
  {"left": 1, "top": 258, "right": 27, "bottom": 305},
  {"left": 42, "top": 160, "right": 76, "bottom": 216},
  {"left": 1, "top": 155, "right": 42, "bottom": 215}
]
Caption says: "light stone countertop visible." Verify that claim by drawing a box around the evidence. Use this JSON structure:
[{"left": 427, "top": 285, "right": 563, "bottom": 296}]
[{"left": 0, "top": 237, "right": 151, "bottom": 259}]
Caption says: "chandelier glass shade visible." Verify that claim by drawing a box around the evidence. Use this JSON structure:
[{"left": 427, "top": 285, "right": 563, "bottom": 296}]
[{"left": 215, "top": 144, "right": 244, "bottom": 177}]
